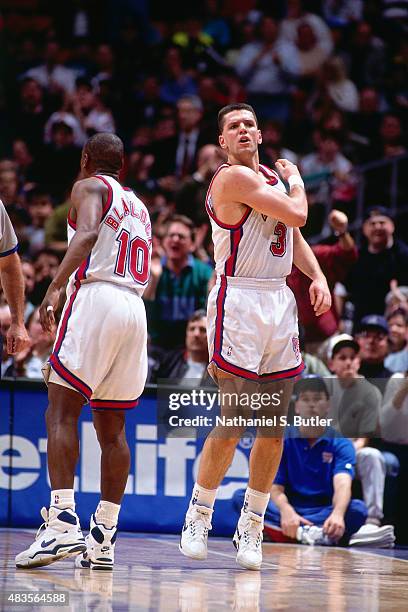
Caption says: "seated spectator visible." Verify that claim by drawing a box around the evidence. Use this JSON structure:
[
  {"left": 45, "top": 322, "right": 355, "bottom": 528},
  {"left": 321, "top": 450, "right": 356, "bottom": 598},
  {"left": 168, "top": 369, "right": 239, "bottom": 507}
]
[
  {"left": 346, "top": 207, "right": 408, "bottom": 327},
  {"left": 151, "top": 309, "right": 214, "bottom": 386},
  {"left": 327, "top": 334, "right": 396, "bottom": 545},
  {"left": 175, "top": 144, "right": 225, "bottom": 227},
  {"left": 23, "top": 39, "right": 77, "bottom": 95},
  {"left": 356, "top": 315, "right": 393, "bottom": 390},
  {"left": 13, "top": 307, "right": 56, "bottom": 379},
  {"left": 69, "top": 77, "right": 115, "bottom": 137},
  {"left": 281, "top": 21, "right": 332, "bottom": 83},
  {"left": 0, "top": 165, "right": 20, "bottom": 208},
  {"left": 259, "top": 120, "right": 298, "bottom": 166},
  {"left": 12, "top": 78, "right": 49, "bottom": 156},
  {"left": 279, "top": 0, "right": 334, "bottom": 58},
  {"left": 322, "top": 0, "right": 363, "bottom": 27},
  {"left": 385, "top": 308, "right": 408, "bottom": 373},
  {"left": 287, "top": 210, "right": 357, "bottom": 348},
  {"left": 26, "top": 186, "right": 54, "bottom": 255},
  {"left": 21, "top": 259, "right": 36, "bottom": 321},
  {"left": 159, "top": 47, "right": 198, "bottom": 105},
  {"left": 320, "top": 57, "right": 359, "bottom": 113},
  {"left": 44, "top": 200, "right": 71, "bottom": 253},
  {"left": 233, "top": 376, "right": 368, "bottom": 546},
  {"left": 30, "top": 248, "right": 61, "bottom": 305},
  {"left": 349, "top": 87, "right": 384, "bottom": 160},
  {"left": 345, "top": 22, "right": 386, "bottom": 89},
  {"left": 385, "top": 283, "right": 408, "bottom": 317},
  {"left": 298, "top": 325, "right": 330, "bottom": 376},
  {"left": 152, "top": 95, "right": 212, "bottom": 182},
  {"left": 31, "top": 121, "right": 82, "bottom": 201},
  {"left": 144, "top": 215, "right": 213, "bottom": 351}
]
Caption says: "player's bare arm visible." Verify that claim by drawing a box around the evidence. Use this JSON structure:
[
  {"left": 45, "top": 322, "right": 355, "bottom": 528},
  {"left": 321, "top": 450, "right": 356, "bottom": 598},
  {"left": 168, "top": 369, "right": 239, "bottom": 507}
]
[
  {"left": 293, "top": 228, "right": 331, "bottom": 316},
  {"left": 0, "top": 252, "right": 30, "bottom": 354},
  {"left": 39, "top": 178, "right": 106, "bottom": 331},
  {"left": 212, "top": 162, "right": 307, "bottom": 227}
]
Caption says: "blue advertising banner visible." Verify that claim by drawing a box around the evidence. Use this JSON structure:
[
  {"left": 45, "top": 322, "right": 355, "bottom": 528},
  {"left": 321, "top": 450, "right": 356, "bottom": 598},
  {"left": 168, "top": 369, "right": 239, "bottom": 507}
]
[{"left": 0, "top": 381, "right": 252, "bottom": 536}]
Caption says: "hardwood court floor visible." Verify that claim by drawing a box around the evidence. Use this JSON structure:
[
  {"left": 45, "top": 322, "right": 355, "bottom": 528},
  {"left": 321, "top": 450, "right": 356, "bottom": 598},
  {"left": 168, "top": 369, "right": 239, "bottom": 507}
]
[{"left": 1, "top": 530, "right": 408, "bottom": 611}]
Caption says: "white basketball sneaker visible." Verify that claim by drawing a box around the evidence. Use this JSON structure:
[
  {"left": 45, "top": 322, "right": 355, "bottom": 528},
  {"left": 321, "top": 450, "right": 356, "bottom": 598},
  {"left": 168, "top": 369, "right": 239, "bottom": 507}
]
[
  {"left": 233, "top": 511, "right": 263, "bottom": 571},
  {"left": 15, "top": 507, "right": 86, "bottom": 569},
  {"left": 179, "top": 505, "right": 213, "bottom": 560},
  {"left": 75, "top": 514, "right": 117, "bottom": 571}
]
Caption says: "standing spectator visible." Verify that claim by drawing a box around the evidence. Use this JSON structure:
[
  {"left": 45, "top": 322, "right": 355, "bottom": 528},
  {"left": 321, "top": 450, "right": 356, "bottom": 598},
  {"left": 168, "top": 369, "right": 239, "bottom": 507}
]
[
  {"left": 287, "top": 210, "right": 358, "bottom": 348},
  {"left": 0, "top": 200, "right": 29, "bottom": 360},
  {"left": 281, "top": 22, "right": 332, "bottom": 83},
  {"left": 345, "top": 22, "right": 386, "bottom": 89},
  {"left": 320, "top": 57, "right": 359, "bottom": 113},
  {"left": 151, "top": 309, "right": 214, "bottom": 386},
  {"left": 346, "top": 207, "right": 408, "bottom": 326},
  {"left": 144, "top": 215, "right": 213, "bottom": 351},
  {"left": 279, "top": 0, "right": 334, "bottom": 58},
  {"left": 385, "top": 308, "right": 408, "bottom": 373},
  {"left": 234, "top": 16, "right": 290, "bottom": 121},
  {"left": 356, "top": 315, "right": 393, "bottom": 390}
]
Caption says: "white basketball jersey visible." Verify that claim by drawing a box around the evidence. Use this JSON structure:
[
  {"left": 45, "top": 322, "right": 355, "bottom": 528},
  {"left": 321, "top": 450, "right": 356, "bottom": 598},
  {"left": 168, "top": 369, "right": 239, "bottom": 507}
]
[
  {"left": 67, "top": 175, "right": 152, "bottom": 297},
  {"left": 205, "top": 163, "right": 293, "bottom": 279}
]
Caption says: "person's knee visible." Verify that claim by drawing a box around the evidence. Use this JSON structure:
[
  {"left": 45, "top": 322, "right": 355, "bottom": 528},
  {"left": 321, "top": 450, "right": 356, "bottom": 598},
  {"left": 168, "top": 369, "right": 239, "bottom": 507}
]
[
  {"left": 348, "top": 498, "right": 368, "bottom": 521},
  {"left": 45, "top": 402, "right": 78, "bottom": 428},
  {"left": 357, "top": 446, "right": 385, "bottom": 469},
  {"left": 382, "top": 451, "right": 400, "bottom": 477}
]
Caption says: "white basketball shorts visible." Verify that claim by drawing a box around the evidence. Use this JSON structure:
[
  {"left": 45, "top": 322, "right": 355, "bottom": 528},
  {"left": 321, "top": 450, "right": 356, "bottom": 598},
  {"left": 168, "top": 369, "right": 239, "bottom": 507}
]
[
  {"left": 48, "top": 281, "right": 148, "bottom": 410},
  {"left": 207, "top": 275, "right": 304, "bottom": 381}
]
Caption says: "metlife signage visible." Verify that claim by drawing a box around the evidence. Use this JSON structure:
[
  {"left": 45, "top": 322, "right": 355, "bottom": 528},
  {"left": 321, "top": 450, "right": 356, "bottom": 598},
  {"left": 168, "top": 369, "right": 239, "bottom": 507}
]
[{"left": 0, "top": 381, "right": 251, "bottom": 535}]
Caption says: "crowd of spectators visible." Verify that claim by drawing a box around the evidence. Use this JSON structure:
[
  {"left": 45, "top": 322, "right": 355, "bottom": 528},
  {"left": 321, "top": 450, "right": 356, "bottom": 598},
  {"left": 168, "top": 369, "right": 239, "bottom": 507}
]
[{"left": 0, "top": 1, "right": 408, "bottom": 544}]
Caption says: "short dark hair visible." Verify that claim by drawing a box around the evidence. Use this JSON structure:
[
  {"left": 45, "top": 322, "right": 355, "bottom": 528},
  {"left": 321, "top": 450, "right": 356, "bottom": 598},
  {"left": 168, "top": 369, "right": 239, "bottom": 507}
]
[
  {"left": 83, "top": 133, "right": 124, "bottom": 174},
  {"left": 294, "top": 376, "right": 330, "bottom": 400},
  {"left": 218, "top": 103, "right": 258, "bottom": 133},
  {"left": 387, "top": 307, "right": 408, "bottom": 324},
  {"left": 165, "top": 214, "right": 195, "bottom": 239}
]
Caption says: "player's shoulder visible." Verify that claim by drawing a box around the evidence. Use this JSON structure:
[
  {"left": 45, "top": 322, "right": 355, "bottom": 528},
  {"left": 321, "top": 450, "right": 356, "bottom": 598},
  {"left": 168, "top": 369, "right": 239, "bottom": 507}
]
[
  {"left": 72, "top": 176, "right": 109, "bottom": 197},
  {"left": 216, "top": 164, "right": 259, "bottom": 190}
]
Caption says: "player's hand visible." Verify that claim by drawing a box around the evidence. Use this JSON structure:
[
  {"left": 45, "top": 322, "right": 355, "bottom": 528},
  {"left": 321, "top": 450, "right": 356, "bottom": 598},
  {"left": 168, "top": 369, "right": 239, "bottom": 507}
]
[
  {"left": 6, "top": 322, "right": 30, "bottom": 355},
  {"left": 39, "top": 284, "right": 60, "bottom": 333},
  {"left": 323, "top": 511, "right": 345, "bottom": 541},
  {"left": 309, "top": 277, "right": 331, "bottom": 317},
  {"left": 329, "top": 209, "right": 348, "bottom": 235},
  {"left": 275, "top": 159, "right": 301, "bottom": 182},
  {"left": 281, "top": 507, "right": 313, "bottom": 539}
]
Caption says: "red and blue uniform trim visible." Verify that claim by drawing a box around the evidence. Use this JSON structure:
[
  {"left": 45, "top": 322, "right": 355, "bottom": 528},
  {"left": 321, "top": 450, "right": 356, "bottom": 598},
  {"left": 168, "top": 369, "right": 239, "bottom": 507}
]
[
  {"left": 93, "top": 175, "right": 113, "bottom": 222},
  {"left": 50, "top": 256, "right": 92, "bottom": 400},
  {"left": 212, "top": 276, "right": 305, "bottom": 381},
  {"left": 205, "top": 164, "right": 251, "bottom": 230},
  {"left": 90, "top": 398, "right": 139, "bottom": 410}
]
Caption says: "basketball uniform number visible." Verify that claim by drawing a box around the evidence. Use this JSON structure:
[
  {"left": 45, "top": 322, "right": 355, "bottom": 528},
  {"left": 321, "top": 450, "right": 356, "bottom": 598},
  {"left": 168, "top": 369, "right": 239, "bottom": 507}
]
[
  {"left": 270, "top": 222, "right": 287, "bottom": 257},
  {"left": 115, "top": 229, "right": 150, "bottom": 284}
]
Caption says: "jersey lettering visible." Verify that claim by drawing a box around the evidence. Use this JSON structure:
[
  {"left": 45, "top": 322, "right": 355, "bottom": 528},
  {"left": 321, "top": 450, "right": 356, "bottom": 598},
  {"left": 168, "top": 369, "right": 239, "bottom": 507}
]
[{"left": 270, "top": 222, "right": 287, "bottom": 257}]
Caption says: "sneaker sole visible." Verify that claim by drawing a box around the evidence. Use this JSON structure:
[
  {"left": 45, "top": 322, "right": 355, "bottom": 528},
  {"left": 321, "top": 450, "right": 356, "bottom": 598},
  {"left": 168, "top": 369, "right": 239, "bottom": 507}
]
[
  {"left": 233, "top": 536, "right": 261, "bottom": 571},
  {"left": 16, "top": 543, "right": 86, "bottom": 569},
  {"left": 178, "top": 542, "right": 207, "bottom": 560}
]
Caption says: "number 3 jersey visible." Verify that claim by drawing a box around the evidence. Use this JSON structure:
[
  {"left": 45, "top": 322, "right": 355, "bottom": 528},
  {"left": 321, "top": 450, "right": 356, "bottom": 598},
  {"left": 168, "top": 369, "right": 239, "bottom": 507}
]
[
  {"left": 205, "top": 163, "right": 293, "bottom": 279},
  {"left": 67, "top": 174, "right": 152, "bottom": 297}
]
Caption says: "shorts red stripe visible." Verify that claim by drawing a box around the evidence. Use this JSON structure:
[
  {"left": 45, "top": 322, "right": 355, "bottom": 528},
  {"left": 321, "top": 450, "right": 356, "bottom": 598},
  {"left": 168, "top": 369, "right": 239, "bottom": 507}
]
[
  {"left": 53, "top": 283, "right": 80, "bottom": 355},
  {"left": 225, "top": 229, "right": 242, "bottom": 276},
  {"left": 214, "top": 276, "right": 227, "bottom": 355},
  {"left": 212, "top": 353, "right": 305, "bottom": 381},
  {"left": 49, "top": 354, "right": 92, "bottom": 400},
  {"left": 90, "top": 399, "right": 139, "bottom": 410}
]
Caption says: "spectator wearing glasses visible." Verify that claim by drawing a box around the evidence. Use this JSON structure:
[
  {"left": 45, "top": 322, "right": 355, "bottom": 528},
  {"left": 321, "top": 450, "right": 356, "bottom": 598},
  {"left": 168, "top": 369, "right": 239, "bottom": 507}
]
[
  {"left": 356, "top": 315, "right": 392, "bottom": 391},
  {"left": 144, "top": 215, "right": 213, "bottom": 352}
]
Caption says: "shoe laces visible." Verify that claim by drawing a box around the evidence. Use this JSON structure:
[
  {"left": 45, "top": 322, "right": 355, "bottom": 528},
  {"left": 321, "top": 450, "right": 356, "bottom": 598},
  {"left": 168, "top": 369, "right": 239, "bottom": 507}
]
[
  {"left": 240, "top": 514, "right": 263, "bottom": 550},
  {"left": 188, "top": 507, "right": 212, "bottom": 540},
  {"left": 35, "top": 507, "right": 50, "bottom": 540}
]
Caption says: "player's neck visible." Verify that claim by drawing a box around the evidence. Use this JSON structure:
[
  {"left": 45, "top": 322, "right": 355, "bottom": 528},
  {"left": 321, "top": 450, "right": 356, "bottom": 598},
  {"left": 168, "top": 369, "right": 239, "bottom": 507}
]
[
  {"left": 91, "top": 170, "right": 120, "bottom": 181},
  {"left": 227, "top": 151, "right": 259, "bottom": 173}
]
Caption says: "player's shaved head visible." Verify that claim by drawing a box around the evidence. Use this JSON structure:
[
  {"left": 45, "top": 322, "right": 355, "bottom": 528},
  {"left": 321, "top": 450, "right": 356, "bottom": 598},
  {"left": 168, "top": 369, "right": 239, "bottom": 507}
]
[{"left": 82, "top": 133, "right": 124, "bottom": 175}]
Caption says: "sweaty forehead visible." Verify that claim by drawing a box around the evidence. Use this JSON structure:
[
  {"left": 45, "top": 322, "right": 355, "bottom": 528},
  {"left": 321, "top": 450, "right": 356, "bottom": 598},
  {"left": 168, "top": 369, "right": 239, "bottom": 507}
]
[{"left": 224, "top": 110, "right": 257, "bottom": 127}]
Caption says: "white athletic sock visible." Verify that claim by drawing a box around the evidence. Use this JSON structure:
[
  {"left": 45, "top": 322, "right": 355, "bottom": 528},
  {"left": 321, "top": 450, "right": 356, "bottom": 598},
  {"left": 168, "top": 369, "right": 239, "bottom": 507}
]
[
  {"left": 50, "top": 489, "right": 75, "bottom": 511},
  {"left": 95, "top": 500, "right": 121, "bottom": 529},
  {"left": 243, "top": 487, "right": 270, "bottom": 517},
  {"left": 189, "top": 483, "right": 217, "bottom": 510}
]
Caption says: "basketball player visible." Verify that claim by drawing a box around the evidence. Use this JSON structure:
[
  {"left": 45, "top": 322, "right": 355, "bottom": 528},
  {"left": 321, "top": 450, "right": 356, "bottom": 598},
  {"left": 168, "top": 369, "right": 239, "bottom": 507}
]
[
  {"left": 15, "top": 133, "right": 151, "bottom": 570},
  {"left": 179, "top": 104, "right": 331, "bottom": 570}
]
